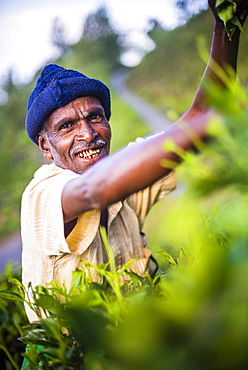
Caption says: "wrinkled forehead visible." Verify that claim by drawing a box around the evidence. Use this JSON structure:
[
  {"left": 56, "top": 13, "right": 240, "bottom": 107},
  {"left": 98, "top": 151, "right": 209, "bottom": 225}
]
[
  {"left": 54, "top": 96, "right": 103, "bottom": 115},
  {"left": 68, "top": 96, "right": 103, "bottom": 110}
]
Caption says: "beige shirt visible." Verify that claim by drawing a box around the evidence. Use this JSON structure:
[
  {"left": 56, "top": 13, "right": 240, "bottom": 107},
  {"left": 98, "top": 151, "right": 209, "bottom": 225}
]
[{"left": 21, "top": 162, "right": 176, "bottom": 322}]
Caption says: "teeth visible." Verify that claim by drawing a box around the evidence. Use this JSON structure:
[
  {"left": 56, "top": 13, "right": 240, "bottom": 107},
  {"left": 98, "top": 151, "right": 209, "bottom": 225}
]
[{"left": 77, "top": 148, "right": 101, "bottom": 159}]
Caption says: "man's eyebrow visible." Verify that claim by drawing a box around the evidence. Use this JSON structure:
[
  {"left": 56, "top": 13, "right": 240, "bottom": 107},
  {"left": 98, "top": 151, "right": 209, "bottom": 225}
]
[
  {"left": 52, "top": 115, "right": 76, "bottom": 129},
  {"left": 80, "top": 106, "right": 105, "bottom": 117}
]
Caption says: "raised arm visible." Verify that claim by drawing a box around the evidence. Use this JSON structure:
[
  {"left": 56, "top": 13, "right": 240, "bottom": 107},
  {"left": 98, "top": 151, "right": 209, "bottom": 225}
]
[{"left": 181, "top": 0, "right": 248, "bottom": 122}]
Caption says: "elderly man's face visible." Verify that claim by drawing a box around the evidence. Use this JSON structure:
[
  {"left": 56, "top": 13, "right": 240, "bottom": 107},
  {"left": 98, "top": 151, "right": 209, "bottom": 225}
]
[{"left": 37, "top": 96, "right": 112, "bottom": 174}]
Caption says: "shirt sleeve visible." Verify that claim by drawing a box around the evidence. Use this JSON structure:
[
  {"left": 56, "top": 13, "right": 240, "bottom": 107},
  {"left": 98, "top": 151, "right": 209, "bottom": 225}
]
[{"left": 21, "top": 170, "right": 79, "bottom": 256}]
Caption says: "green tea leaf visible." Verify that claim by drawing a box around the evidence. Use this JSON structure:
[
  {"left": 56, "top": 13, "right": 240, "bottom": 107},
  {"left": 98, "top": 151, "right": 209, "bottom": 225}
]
[
  {"left": 218, "top": 4, "right": 234, "bottom": 24},
  {"left": 230, "top": 15, "right": 246, "bottom": 35},
  {"left": 157, "top": 251, "right": 178, "bottom": 267},
  {"left": 8, "top": 277, "right": 26, "bottom": 298},
  {"left": 0, "top": 290, "right": 24, "bottom": 301}
]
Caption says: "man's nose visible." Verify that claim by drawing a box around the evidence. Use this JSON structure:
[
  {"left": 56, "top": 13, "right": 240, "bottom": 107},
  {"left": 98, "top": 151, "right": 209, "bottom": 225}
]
[{"left": 76, "top": 121, "right": 97, "bottom": 142}]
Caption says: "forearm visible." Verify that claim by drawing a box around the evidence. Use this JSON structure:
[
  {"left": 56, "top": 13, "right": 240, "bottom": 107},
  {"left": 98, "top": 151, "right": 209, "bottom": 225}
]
[
  {"left": 193, "top": 20, "right": 241, "bottom": 108},
  {"left": 62, "top": 110, "right": 213, "bottom": 222},
  {"left": 96, "top": 113, "right": 211, "bottom": 202},
  {"left": 182, "top": 7, "right": 242, "bottom": 121}
]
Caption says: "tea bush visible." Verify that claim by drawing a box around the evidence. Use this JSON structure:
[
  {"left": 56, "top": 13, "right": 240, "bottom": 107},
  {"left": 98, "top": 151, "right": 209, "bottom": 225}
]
[{"left": 0, "top": 263, "right": 27, "bottom": 369}]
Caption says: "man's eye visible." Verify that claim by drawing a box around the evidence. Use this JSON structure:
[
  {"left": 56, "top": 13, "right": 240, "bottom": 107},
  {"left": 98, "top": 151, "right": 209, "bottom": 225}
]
[
  {"left": 59, "top": 121, "right": 74, "bottom": 130},
  {"left": 90, "top": 114, "right": 103, "bottom": 122}
]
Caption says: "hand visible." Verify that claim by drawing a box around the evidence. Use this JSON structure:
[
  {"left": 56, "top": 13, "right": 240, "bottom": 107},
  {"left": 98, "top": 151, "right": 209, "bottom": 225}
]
[
  {"left": 208, "top": 0, "right": 248, "bottom": 23},
  {"left": 208, "top": 0, "right": 220, "bottom": 19}
]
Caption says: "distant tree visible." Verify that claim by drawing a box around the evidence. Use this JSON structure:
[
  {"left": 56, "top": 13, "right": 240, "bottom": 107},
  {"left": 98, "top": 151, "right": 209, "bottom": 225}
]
[
  {"left": 51, "top": 17, "right": 69, "bottom": 54},
  {"left": 83, "top": 6, "right": 115, "bottom": 40},
  {"left": 148, "top": 18, "right": 163, "bottom": 33},
  {"left": 1, "top": 69, "right": 17, "bottom": 95},
  {"left": 81, "top": 6, "right": 122, "bottom": 69},
  {"left": 175, "top": 0, "right": 208, "bottom": 21}
]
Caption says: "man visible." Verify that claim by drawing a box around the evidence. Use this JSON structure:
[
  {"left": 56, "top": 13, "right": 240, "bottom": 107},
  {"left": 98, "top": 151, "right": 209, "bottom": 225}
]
[{"left": 21, "top": 0, "right": 248, "bottom": 323}]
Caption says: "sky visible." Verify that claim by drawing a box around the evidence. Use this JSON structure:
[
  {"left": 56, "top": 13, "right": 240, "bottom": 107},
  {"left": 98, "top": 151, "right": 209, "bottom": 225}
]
[{"left": 0, "top": 0, "right": 181, "bottom": 85}]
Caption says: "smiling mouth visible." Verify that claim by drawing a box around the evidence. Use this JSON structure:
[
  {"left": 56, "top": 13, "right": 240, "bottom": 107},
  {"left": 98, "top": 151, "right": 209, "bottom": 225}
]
[{"left": 75, "top": 148, "right": 101, "bottom": 159}]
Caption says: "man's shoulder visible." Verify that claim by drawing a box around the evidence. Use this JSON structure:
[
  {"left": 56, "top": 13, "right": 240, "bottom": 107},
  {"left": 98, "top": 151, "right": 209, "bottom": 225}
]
[{"left": 23, "top": 163, "right": 79, "bottom": 194}]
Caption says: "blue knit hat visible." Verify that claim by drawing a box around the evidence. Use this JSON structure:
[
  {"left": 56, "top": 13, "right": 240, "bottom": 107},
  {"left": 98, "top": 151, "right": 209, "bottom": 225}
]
[{"left": 26, "top": 64, "right": 111, "bottom": 145}]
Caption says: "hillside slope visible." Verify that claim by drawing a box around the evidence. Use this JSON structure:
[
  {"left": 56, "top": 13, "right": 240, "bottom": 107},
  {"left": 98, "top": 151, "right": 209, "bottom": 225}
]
[{"left": 127, "top": 9, "right": 248, "bottom": 119}]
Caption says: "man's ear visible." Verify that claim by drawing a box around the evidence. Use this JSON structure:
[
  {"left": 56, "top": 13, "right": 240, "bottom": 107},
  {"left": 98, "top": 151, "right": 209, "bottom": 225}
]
[{"left": 37, "top": 134, "right": 53, "bottom": 160}]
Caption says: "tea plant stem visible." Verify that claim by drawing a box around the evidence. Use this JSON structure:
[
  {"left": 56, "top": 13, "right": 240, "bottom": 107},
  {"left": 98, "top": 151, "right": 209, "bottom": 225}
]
[{"left": 100, "top": 227, "right": 125, "bottom": 310}]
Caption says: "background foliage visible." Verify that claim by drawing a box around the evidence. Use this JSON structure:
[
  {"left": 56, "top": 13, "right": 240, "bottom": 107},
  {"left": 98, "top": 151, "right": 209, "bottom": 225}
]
[{"left": 127, "top": 8, "right": 248, "bottom": 117}]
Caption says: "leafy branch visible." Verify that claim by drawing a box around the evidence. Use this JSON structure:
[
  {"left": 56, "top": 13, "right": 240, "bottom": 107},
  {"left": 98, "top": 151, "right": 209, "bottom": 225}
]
[{"left": 216, "top": 0, "right": 247, "bottom": 39}]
